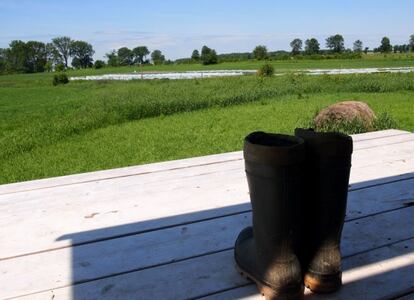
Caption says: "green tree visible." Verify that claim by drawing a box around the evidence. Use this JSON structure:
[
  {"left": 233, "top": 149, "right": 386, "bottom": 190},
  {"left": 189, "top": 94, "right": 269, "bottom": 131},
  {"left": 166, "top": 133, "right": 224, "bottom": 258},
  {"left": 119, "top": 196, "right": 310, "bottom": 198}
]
[
  {"left": 364, "top": 47, "right": 369, "bottom": 54},
  {"left": 117, "top": 47, "right": 133, "bottom": 66},
  {"left": 290, "top": 38, "right": 302, "bottom": 55},
  {"left": 304, "top": 38, "right": 320, "bottom": 54},
  {"left": 6, "top": 40, "right": 28, "bottom": 73},
  {"left": 45, "top": 43, "right": 61, "bottom": 65},
  {"left": 353, "top": 40, "right": 363, "bottom": 53},
  {"left": 201, "top": 45, "right": 218, "bottom": 65},
  {"left": 326, "top": 34, "right": 345, "bottom": 53},
  {"left": 25, "top": 41, "right": 47, "bottom": 73},
  {"left": 0, "top": 48, "right": 6, "bottom": 73},
  {"left": 52, "top": 36, "right": 73, "bottom": 68},
  {"left": 70, "top": 40, "right": 94, "bottom": 68},
  {"left": 379, "top": 37, "right": 392, "bottom": 53},
  {"left": 71, "top": 57, "right": 81, "bottom": 69},
  {"left": 132, "top": 46, "right": 150, "bottom": 64},
  {"left": 151, "top": 50, "right": 165, "bottom": 65},
  {"left": 94, "top": 60, "right": 105, "bottom": 69},
  {"left": 393, "top": 45, "right": 399, "bottom": 53},
  {"left": 191, "top": 49, "right": 200, "bottom": 61},
  {"left": 409, "top": 34, "right": 414, "bottom": 51},
  {"left": 253, "top": 45, "right": 268, "bottom": 60},
  {"left": 105, "top": 50, "right": 119, "bottom": 67}
]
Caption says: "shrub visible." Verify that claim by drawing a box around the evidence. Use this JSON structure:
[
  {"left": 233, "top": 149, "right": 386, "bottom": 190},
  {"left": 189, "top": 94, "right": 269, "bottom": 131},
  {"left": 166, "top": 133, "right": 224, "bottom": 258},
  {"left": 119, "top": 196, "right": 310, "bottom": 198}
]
[
  {"left": 94, "top": 60, "right": 105, "bottom": 69},
  {"left": 257, "top": 63, "right": 275, "bottom": 77},
  {"left": 53, "top": 73, "right": 69, "bottom": 86},
  {"left": 55, "top": 63, "right": 65, "bottom": 72}
]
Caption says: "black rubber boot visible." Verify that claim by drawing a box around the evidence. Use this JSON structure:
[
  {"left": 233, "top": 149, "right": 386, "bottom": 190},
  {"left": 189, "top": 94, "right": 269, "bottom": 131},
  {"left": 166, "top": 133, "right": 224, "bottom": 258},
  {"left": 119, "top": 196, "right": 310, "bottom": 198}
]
[
  {"left": 234, "top": 132, "right": 306, "bottom": 300},
  {"left": 294, "top": 128, "right": 353, "bottom": 294}
]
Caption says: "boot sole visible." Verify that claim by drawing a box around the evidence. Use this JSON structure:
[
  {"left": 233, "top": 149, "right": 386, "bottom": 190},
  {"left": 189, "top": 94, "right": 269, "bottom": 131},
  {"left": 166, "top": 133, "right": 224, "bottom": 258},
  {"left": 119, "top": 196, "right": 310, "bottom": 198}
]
[
  {"left": 304, "top": 271, "right": 342, "bottom": 293},
  {"left": 235, "top": 263, "right": 304, "bottom": 300}
]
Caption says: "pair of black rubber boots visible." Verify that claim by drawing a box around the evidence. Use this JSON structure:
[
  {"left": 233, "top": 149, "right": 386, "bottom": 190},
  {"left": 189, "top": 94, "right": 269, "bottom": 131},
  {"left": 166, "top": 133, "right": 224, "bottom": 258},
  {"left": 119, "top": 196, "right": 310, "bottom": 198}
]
[{"left": 234, "top": 128, "right": 353, "bottom": 300}]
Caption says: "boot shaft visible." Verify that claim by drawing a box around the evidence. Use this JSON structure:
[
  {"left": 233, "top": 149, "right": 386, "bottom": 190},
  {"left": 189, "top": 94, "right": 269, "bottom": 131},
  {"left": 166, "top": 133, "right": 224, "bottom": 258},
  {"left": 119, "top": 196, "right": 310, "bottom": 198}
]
[
  {"left": 295, "top": 128, "right": 353, "bottom": 243},
  {"left": 295, "top": 128, "right": 353, "bottom": 289},
  {"left": 244, "top": 132, "right": 306, "bottom": 257}
]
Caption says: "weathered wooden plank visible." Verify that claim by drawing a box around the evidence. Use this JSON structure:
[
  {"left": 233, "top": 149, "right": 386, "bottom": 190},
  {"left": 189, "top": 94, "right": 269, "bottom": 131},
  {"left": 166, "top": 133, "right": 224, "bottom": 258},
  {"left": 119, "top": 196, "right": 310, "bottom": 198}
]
[
  {"left": 0, "top": 165, "right": 248, "bottom": 259},
  {"left": 11, "top": 207, "right": 414, "bottom": 300},
  {"left": 346, "top": 178, "right": 414, "bottom": 219},
  {"left": 1, "top": 137, "right": 413, "bottom": 259},
  {"left": 355, "top": 133, "right": 414, "bottom": 150},
  {"left": 0, "top": 151, "right": 243, "bottom": 195},
  {"left": 0, "top": 214, "right": 250, "bottom": 299},
  {"left": 202, "top": 239, "right": 414, "bottom": 300},
  {"left": 350, "top": 140, "right": 414, "bottom": 186},
  {"left": 350, "top": 129, "right": 409, "bottom": 142},
  {"left": 0, "top": 130, "right": 409, "bottom": 196},
  {"left": 2, "top": 189, "right": 414, "bottom": 299},
  {"left": 0, "top": 153, "right": 243, "bottom": 196}
]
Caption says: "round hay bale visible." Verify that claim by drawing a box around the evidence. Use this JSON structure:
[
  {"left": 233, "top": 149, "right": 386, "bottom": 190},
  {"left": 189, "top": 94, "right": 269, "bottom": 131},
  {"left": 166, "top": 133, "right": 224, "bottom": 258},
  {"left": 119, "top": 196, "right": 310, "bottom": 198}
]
[{"left": 314, "top": 101, "right": 376, "bottom": 131}]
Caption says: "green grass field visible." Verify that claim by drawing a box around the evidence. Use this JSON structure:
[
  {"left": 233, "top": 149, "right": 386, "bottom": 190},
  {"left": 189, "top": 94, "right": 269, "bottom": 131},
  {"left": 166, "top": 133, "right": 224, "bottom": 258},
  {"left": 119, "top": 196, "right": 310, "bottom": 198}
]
[
  {"left": 2, "top": 53, "right": 414, "bottom": 81},
  {"left": 1, "top": 56, "right": 414, "bottom": 184},
  {"left": 70, "top": 55, "right": 414, "bottom": 75}
]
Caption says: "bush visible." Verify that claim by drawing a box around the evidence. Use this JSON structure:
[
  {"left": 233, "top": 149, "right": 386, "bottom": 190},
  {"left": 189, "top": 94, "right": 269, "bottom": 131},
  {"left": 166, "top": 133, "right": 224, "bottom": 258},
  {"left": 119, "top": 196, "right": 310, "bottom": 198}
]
[
  {"left": 53, "top": 73, "right": 69, "bottom": 86},
  {"left": 55, "top": 63, "right": 65, "bottom": 72},
  {"left": 94, "top": 60, "right": 105, "bottom": 69},
  {"left": 257, "top": 63, "right": 275, "bottom": 77}
]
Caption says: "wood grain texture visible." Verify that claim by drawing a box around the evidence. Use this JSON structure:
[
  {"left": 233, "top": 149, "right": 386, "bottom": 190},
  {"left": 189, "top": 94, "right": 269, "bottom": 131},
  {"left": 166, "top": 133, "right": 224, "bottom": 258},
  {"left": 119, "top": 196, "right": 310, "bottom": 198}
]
[
  {"left": 12, "top": 217, "right": 414, "bottom": 300},
  {"left": 4, "top": 199, "right": 414, "bottom": 299}
]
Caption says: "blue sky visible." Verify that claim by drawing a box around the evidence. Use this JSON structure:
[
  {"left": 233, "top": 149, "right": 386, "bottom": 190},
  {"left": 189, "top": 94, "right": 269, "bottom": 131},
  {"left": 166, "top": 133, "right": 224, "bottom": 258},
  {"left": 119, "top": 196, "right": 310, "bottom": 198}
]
[{"left": 0, "top": 0, "right": 413, "bottom": 60}]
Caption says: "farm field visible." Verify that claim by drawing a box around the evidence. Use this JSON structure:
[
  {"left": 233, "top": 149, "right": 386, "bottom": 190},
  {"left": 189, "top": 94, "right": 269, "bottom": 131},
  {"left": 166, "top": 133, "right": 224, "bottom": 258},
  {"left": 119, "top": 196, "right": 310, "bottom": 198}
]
[
  {"left": 68, "top": 53, "right": 414, "bottom": 75},
  {"left": 2, "top": 53, "right": 414, "bottom": 80},
  {"left": 1, "top": 57, "right": 414, "bottom": 184}
]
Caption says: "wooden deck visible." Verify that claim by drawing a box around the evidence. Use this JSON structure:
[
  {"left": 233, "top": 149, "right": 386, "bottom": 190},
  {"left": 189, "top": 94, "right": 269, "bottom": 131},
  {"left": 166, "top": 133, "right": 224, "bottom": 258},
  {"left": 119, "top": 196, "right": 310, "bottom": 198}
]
[{"left": 1, "top": 129, "right": 414, "bottom": 300}]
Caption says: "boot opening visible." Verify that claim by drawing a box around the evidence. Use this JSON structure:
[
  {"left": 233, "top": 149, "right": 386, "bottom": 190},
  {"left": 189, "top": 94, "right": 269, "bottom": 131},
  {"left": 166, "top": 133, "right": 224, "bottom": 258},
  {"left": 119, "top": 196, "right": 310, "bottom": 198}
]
[{"left": 246, "top": 132, "right": 299, "bottom": 147}]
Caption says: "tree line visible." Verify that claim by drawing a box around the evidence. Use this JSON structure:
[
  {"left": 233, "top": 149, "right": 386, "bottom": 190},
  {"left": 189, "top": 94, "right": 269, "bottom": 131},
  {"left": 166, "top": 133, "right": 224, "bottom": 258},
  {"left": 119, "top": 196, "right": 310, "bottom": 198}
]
[
  {"left": 1, "top": 34, "right": 413, "bottom": 74},
  {"left": 105, "top": 46, "right": 168, "bottom": 67},
  {"left": 250, "top": 34, "right": 414, "bottom": 61},
  {"left": 0, "top": 36, "right": 168, "bottom": 74},
  {"left": 176, "top": 34, "right": 414, "bottom": 65},
  {"left": 0, "top": 37, "right": 95, "bottom": 74}
]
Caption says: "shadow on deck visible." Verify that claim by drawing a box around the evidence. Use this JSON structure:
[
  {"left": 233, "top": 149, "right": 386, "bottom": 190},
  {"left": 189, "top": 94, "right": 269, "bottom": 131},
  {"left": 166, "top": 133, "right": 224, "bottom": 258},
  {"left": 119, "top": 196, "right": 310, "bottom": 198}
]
[{"left": 57, "top": 173, "right": 414, "bottom": 300}]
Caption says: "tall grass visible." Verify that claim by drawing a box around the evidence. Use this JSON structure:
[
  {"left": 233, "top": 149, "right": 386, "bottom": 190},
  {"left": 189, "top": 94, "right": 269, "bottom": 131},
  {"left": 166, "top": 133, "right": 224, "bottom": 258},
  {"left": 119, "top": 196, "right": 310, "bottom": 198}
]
[
  {"left": 308, "top": 112, "right": 398, "bottom": 135},
  {"left": 1, "top": 72, "right": 414, "bottom": 162},
  {"left": 1, "top": 92, "right": 413, "bottom": 184}
]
